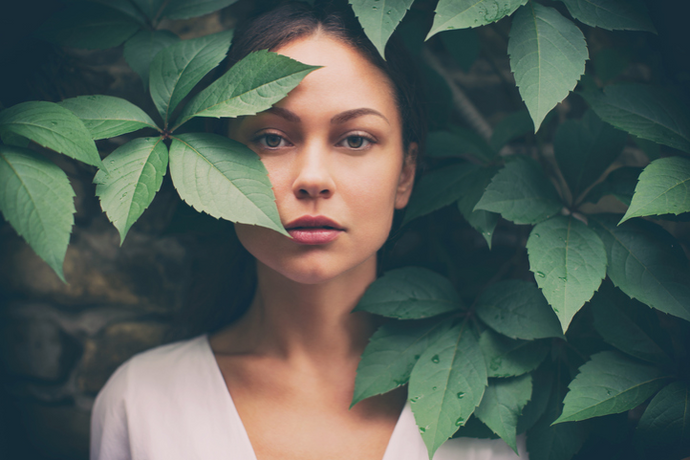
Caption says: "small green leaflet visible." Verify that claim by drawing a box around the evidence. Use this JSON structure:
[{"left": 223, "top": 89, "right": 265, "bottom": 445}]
[
  {"left": 474, "top": 156, "right": 563, "bottom": 225},
  {"left": 621, "top": 156, "right": 690, "bottom": 223},
  {"left": 352, "top": 319, "right": 451, "bottom": 407},
  {"left": 0, "top": 101, "right": 103, "bottom": 170},
  {"left": 95, "top": 137, "right": 169, "bottom": 244},
  {"left": 409, "top": 323, "right": 487, "bottom": 458},
  {"left": 560, "top": 0, "right": 656, "bottom": 33},
  {"left": 123, "top": 30, "right": 180, "bottom": 89},
  {"left": 526, "top": 216, "right": 607, "bottom": 333},
  {"left": 636, "top": 382, "right": 690, "bottom": 452},
  {"left": 455, "top": 166, "right": 500, "bottom": 248},
  {"left": 349, "top": 0, "right": 415, "bottom": 58},
  {"left": 479, "top": 329, "right": 548, "bottom": 378},
  {"left": 0, "top": 145, "right": 75, "bottom": 282},
  {"left": 59, "top": 95, "right": 159, "bottom": 140},
  {"left": 174, "top": 50, "right": 320, "bottom": 128},
  {"left": 475, "top": 374, "right": 532, "bottom": 453},
  {"left": 427, "top": 0, "right": 527, "bottom": 39},
  {"left": 555, "top": 351, "right": 672, "bottom": 424},
  {"left": 582, "top": 85, "right": 690, "bottom": 154},
  {"left": 162, "top": 0, "right": 240, "bottom": 20},
  {"left": 475, "top": 280, "right": 564, "bottom": 340},
  {"left": 353, "top": 267, "right": 462, "bottom": 319},
  {"left": 168, "top": 133, "right": 287, "bottom": 235},
  {"left": 508, "top": 3, "right": 588, "bottom": 131}
]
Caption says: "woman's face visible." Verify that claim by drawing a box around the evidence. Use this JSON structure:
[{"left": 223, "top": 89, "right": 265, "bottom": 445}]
[{"left": 230, "top": 33, "right": 416, "bottom": 285}]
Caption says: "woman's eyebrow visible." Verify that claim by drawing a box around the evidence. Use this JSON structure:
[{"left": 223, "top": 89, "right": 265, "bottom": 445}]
[
  {"left": 331, "top": 108, "right": 390, "bottom": 125},
  {"left": 266, "top": 106, "right": 300, "bottom": 122}
]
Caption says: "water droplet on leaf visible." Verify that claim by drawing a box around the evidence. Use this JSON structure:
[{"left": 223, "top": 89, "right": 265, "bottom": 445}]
[
  {"left": 431, "top": 355, "right": 440, "bottom": 363},
  {"left": 536, "top": 271, "right": 546, "bottom": 278},
  {"left": 455, "top": 417, "right": 465, "bottom": 426},
  {"left": 456, "top": 392, "right": 465, "bottom": 399}
]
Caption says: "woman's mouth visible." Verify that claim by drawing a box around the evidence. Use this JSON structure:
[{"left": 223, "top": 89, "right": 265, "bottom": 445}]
[{"left": 285, "top": 216, "right": 344, "bottom": 245}]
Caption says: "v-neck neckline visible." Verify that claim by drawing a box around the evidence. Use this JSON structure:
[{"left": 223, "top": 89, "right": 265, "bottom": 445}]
[{"left": 201, "top": 335, "right": 410, "bottom": 460}]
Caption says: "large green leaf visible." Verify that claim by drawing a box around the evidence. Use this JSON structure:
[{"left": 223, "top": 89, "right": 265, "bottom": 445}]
[
  {"left": 353, "top": 267, "right": 461, "bottom": 319},
  {"left": 0, "top": 145, "right": 75, "bottom": 282},
  {"left": 94, "top": 137, "right": 168, "bottom": 244},
  {"left": 555, "top": 351, "right": 671, "bottom": 423},
  {"left": 479, "top": 330, "right": 548, "bottom": 378},
  {"left": 621, "top": 156, "right": 690, "bottom": 223},
  {"left": 508, "top": 3, "right": 588, "bottom": 131},
  {"left": 174, "top": 50, "right": 319, "bottom": 128},
  {"left": 592, "top": 215, "right": 690, "bottom": 322},
  {"left": 149, "top": 30, "right": 234, "bottom": 126},
  {"left": 526, "top": 216, "right": 607, "bottom": 332},
  {"left": 168, "top": 133, "right": 286, "bottom": 235},
  {"left": 409, "top": 323, "right": 487, "bottom": 458},
  {"left": 352, "top": 319, "right": 451, "bottom": 407},
  {"left": 475, "top": 374, "right": 532, "bottom": 453},
  {"left": 474, "top": 156, "right": 563, "bottom": 225},
  {"left": 349, "top": 0, "right": 415, "bottom": 58},
  {"left": 560, "top": 0, "right": 656, "bottom": 33},
  {"left": 0, "top": 101, "right": 102, "bottom": 169},
  {"left": 582, "top": 85, "right": 690, "bottom": 154},
  {"left": 475, "top": 280, "right": 564, "bottom": 340},
  {"left": 554, "top": 110, "right": 627, "bottom": 200},
  {"left": 636, "top": 382, "right": 690, "bottom": 454},
  {"left": 123, "top": 29, "right": 179, "bottom": 89},
  {"left": 59, "top": 95, "right": 159, "bottom": 140},
  {"left": 427, "top": 0, "right": 527, "bottom": 39},
  {"left": 162, "top": 0, "right": 239, "bottom": 20},
  {"left": 455, "top": 166, "right": 500, "bottom": 248}
]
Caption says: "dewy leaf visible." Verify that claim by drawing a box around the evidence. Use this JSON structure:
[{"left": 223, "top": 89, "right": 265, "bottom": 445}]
[
  {"left": 555, "top": 351, "right": 672, "bottom": 424},
  {"left": 349, "top": 0, "right": 415, "bottom": 58},
  {"left": 554, "top": 110, "right": 627, "bottom": 200},
  {"left": 94, "top": 137, "right": 168, "bottom": 244},
  {"left": 591, "top": 215, "right": 690, "bottom": 322},
  {"left": 427, "top": 0, "right": 527, "bottom": 39},
  {"left": 582, "top": 85, "right": 690, "bottom": 154},
  {"left": 352, "top": 318, "right": 452, "bottom": 407},
  {"left": 474, "top": 156, "right": 563, "bottom": 225},
  {"left": 174, "top": 50, "right": 319, "bottom": 128},
  {"left": 475, "top": 374, "right": 532, "bottom": 453},
  {"left": 621, "top": 156, "right": 690, "bottom": 223},
  {"left": 560, "top": 0, "right": 656, "bottom": 33},
  {"left": 59, "top": 95, "right": 159, "bottom": 140},
  {"left": 636, "top": 381, "right": 690, "bottom": 453},
  {"left": 526, "top": 216, "right": 607, "bottom": 333},
  {"left": 169, "top": 133, "right": 286, "bottom": 235},
  {"left": 475, "top": 280, "right": 564, "bottom": 340},
  {"left": 353, "top": 267, "right": 462, "bottom": 319},
  {"left": 508, "top": 3, "right": 588, "bottom": 131},
  {"left": 479, "top": 329, "right": 548, "bottom": 378},
  {"left": 162, "top": 0, "right": 239, "bottom": 20},
  {"left": 0, "top": 101, "right": 103, "bottom": 169},
  {"left": 0, "top": 145, "right": 75, "bottom": 282},
  {"left": 149, "top": 30, "right": 234, "bottom": 125},
  {"left": 123, "top": 29, "right": 179, "bottom": 89},
  {"left": 456, "top": 166, "right": 500, "bottom": 248},
  {"left": 409, "top": 323, "right": 487, "bottom": 458}
]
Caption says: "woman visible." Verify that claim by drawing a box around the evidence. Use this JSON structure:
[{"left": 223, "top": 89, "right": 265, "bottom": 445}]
[{"left": 91, "top": 2, "right": 526, "bottom": 459}]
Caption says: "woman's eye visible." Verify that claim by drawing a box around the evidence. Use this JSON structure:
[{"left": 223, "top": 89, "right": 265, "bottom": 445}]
[
  {"left": 262, "top": 134, "right": 283, "bottom": 148},
  {"left": 340, "top": 135, "right": 371, "bottom": 149}
]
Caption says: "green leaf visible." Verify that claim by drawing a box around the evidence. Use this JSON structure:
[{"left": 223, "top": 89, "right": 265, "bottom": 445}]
[
  {"left": 526, "top": 216, "right": 607, "bottom": 332},
  {"left": 174, "top": 50, "right": 319, "bottom": 129},
  {"left": 554, "top": 110, "right": 627, "bottom": 200},
  {"left": 475, "top": 374, "right": 532, "bottom": 453},
  {"left": 475, "top": 280, "right": 564, "bottom": 340},
  {"left": 39, "top": 2, "right": 140, "bottom": 50},
  {"left": 94, "top": 137, "right": 168, "bottom": 244},
  {"left": 0, "top": 145, "right": 75, "bottom": 282},
  {"left": 0, "top": 132, "right": 30, "bottom": 148},
  {"left": 149, "top": 30, "right": 234, "bottom": 126},
  {"left": 168, "top": 133, "right": 286, "bottom": 235},
  {"left": 591, "top": 215, "right": 690, "bottom": 322},
  {"left": 427, "top": 0, "right": 527, "bottom": 39},
  {"left": 555, "top": 350, "right": 671, "bottom": 423},
  {"left": 474, "top": 156, "right": 563, "bottom": 225},
  {"left": 352, "top": 319, "right": 452, "bottom": 407},
  {"left": 480, "top": 330, "right": 548, "bottom": 378},
  {"left": 349, "top": 0, "right": 415, "bottom": 58},
  {"left": 162, "top": 0, "right": 239, "bottom": 20},
  {"left": 58, "top": 95, "right": 159, "bottom": 140},
  {"left": 636, "top": 382, "right": 690, "bottom": 454},
  {"left": 123, "top": 29, "right": 179, "bottom": 89},
  {"left": 128, "top": 0, "right": 165, "bottom": 20},
  {"left": 508, "top": 3, "right": 588, "bottom": 131},
  {"left": 409, "top": 323, "right": 487, "bottom": 458},
  {"left": 621, "top": 156, "right": 690, "bottom": 223},
  {"left": 0, "top": 101, "right": 102, "bottom": 169},
  {"left": 353, "top": 267, "right": 462, "bottom": 319},
  {"left": 560, "top": 0, "right": 656, "bottom": 33},
  {"left": 440, "top": 28, "right": 479, "bottom": 72},
  {"left": 584, "top": 166, "right": 641, "bottom": 206},
  {"left": 426, "top": 127, "right": 497, "bottom": 161},
  {"left": 582, "top": 85, "right": 690, "bottom": 154},
  {"left": 490, "top": 110, "right": 534, "bottom": 151},
  {"left": 455, "top": 165, "right": 500, "bottom": 248}
]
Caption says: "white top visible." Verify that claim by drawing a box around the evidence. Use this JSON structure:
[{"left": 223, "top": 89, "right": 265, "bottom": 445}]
[{"left": 91, "top": 336, "right": 527, "bottom": 460}]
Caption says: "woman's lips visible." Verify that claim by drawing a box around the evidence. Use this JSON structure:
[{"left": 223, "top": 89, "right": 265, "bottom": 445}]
[{"left": 285, "top": 216, "right": 344, "bottom": 245}]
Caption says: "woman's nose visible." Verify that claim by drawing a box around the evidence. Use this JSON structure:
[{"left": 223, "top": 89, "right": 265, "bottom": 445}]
[{"left": 292, "top": 145, "right": 335, "bottom": 199}]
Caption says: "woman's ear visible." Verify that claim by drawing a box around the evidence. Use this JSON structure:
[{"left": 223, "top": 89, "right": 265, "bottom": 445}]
[{"left": 395, "top": 142, "right": 418, "bottom": 209}]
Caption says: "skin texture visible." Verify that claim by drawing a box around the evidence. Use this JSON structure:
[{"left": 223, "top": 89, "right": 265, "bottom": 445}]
[{"left": 210, "top": 31, "right": 416, "bottom": 460}]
